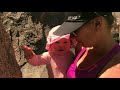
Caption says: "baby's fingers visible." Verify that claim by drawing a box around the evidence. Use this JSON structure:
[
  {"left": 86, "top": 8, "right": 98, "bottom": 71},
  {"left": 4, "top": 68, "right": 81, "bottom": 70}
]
[{"left": 24, "top": 52, "right": 34, "bottom": 59}]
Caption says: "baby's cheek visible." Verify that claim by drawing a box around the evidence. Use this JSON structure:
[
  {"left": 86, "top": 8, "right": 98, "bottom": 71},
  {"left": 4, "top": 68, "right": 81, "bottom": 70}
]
[
  {"left": 67, "top": 43, "right": 71, "bottom": 47},
  {"left": 51, "top": 45, "right": 58, "bottom": 51},
  {"left": 66, "top": 44, "right": 71, "bottom": 49}
]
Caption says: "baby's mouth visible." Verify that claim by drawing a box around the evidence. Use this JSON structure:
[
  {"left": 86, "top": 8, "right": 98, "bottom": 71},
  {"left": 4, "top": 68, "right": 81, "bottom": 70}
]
[{"left": 58, "top": 49, "right": 64, "bottom": 51}]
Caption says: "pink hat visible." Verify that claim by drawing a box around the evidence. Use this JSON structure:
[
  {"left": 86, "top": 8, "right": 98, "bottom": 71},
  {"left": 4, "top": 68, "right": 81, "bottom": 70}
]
[{"left": 45, "top": 25, "right": 70, "bottom": 50}]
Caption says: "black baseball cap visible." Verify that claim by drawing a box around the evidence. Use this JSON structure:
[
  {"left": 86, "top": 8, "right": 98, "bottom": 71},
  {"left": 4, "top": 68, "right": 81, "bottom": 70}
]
[{"left": 53, "top": 12, "right": 113, "bottom": 36}]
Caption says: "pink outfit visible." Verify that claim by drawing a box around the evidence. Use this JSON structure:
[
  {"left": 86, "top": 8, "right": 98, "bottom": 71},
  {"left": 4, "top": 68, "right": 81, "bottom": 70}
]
[
  {"left": 67, "top": 48, "right": 86, "bottom": 78},
  {"left": 28, "top": 51, "right": 74, "bottom": 78}
]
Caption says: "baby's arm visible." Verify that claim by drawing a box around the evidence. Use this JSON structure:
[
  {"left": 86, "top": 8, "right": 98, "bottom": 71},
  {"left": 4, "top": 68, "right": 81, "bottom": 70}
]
[
  {"left": 28, "top": 52, "right": 50, "bottom": 66},
  {"left": 21, "top": 45, "right": 50, "bottom": 66}
]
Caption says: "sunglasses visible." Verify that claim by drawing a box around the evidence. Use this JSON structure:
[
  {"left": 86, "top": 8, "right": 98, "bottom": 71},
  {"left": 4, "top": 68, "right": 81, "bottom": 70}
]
[
  {"left": 71, "top": 19, "right": 91, "bottom": 37},
  {"left": 72, "top": 32, "right": 77, "bottom": 37}
]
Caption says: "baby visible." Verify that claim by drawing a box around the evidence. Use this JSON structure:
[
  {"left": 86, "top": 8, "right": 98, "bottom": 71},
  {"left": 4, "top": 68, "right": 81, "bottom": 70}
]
[{"left": 22, "top": 25, "right": 75, "bottom": 78}]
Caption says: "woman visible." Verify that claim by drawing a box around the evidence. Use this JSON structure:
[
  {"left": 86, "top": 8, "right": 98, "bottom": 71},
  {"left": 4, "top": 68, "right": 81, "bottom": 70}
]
[{"left": 54, "top": 12, "right": 120, "bottom": 78}]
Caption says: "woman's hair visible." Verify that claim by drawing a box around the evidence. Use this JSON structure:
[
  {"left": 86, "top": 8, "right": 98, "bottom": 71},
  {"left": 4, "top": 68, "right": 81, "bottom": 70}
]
[
  {"left": 103, "top": 13, "right": 116, "bottom": 28},
  {"left": 92, "top": 12, "right": 116, "bottom": 29}
]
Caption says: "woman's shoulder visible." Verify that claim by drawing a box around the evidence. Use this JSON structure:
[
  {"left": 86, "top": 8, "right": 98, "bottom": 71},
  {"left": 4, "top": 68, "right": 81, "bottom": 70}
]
[
  {"left": 98, "top": 51, "right": 120, "bottom": 78},
  {"left": 103, "top": 45, "right": 120, "bottom": 70}
]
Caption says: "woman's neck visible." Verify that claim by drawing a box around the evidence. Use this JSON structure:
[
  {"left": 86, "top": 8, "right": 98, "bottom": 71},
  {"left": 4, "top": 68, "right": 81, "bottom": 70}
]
[{"left": 91, "top": 36, "right": 117, "bottom": 56}]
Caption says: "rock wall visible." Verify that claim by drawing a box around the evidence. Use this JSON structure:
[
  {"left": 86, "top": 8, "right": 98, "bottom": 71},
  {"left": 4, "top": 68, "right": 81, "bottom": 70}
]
[
  {"left": 0, "top": 12, "right": 48, "bottom": 78},
  {"left": 0, "top": 19, "right": 22, "bottom": 78}
]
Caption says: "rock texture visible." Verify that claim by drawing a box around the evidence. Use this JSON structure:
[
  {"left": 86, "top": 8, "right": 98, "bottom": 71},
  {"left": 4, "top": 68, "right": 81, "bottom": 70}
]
[
  {"left": 0, "top": 19, "right": 22, "bottom": 78},
  {"left": 0, "top": 12, "right": 65, "bottom": 78}
]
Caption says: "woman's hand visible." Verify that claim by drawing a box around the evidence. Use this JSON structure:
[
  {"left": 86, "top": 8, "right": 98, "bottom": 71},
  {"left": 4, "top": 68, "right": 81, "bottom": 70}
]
[{"left": 21, "top": 45, "right": 34, "bottom": 59}]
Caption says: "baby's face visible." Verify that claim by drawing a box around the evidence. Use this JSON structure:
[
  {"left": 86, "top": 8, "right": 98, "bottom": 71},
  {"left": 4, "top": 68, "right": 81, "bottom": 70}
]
[{"left": 51, "top": 38, "right": 71, "bottom": 56}]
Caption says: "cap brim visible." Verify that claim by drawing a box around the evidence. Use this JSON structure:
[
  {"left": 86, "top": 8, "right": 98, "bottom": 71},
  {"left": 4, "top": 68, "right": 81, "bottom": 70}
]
[{"left": 53, "top": 22, "right": 84, "bottom": 36}]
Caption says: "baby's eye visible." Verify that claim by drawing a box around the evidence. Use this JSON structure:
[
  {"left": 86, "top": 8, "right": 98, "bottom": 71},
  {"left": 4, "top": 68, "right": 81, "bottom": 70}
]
[
  {"left": 64, "top": 41, "right": 68, "bottom": 43},
  {"left": 55, "top": 41, "right": 59, "bottom": 44}
]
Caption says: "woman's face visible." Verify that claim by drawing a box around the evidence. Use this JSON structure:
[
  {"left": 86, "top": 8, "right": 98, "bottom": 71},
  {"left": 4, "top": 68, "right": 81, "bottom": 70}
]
[
  {"left": 73, "top": 20, "right": 97, "bottom": 47},
  {"left": 50, "top": 38, "right": 71, "bottom": 56}
]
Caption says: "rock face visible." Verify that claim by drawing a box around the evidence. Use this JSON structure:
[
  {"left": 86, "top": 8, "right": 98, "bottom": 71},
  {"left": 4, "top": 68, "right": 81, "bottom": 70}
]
[
  {"left": 0, "top": 12, "right": 47, "bottom": 78},
  {"left": 0, "top": 20, "right": 22, "bottom": 78}
]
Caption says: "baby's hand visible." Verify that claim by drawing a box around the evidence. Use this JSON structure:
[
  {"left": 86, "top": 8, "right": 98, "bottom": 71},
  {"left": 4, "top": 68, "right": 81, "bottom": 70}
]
[{"left": 21, "top": 45, "right": 34, "bottom": 59}]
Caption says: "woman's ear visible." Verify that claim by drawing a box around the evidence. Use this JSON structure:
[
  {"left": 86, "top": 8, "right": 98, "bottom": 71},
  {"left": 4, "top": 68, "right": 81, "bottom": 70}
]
[
  {"left": 94, "top": 16, "right": 102, "bottom": 30},
  {"left": 95, "top": 20, "right": 100, "bottom": 26}
]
